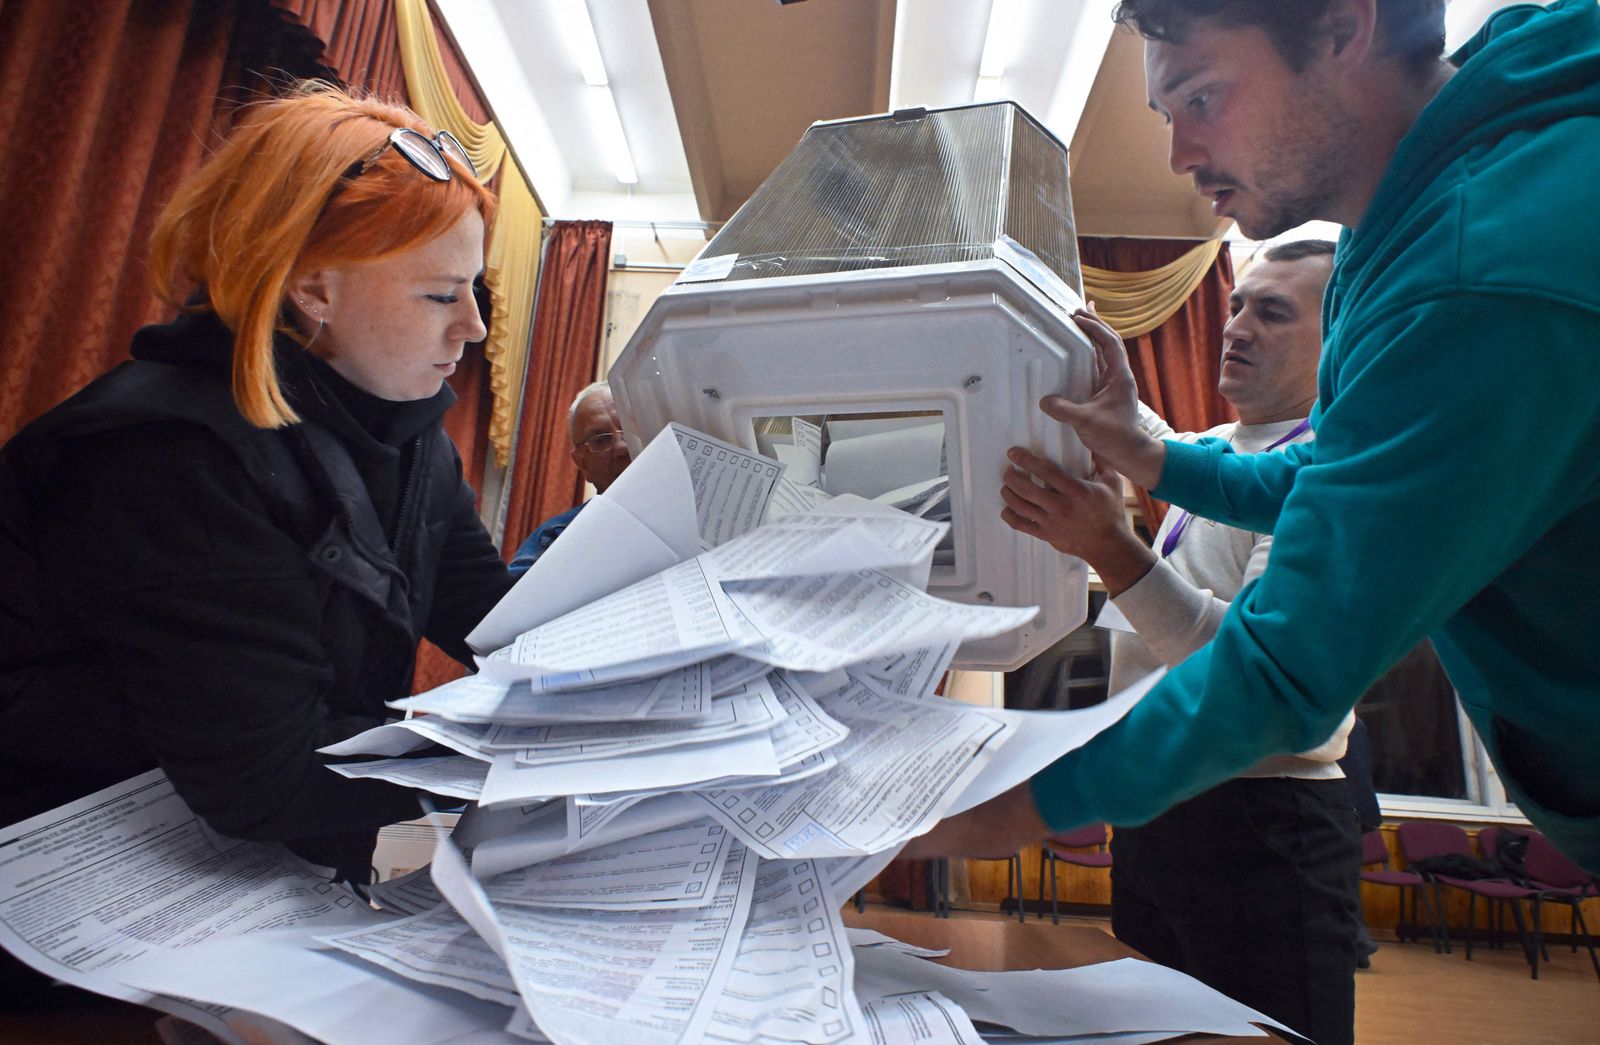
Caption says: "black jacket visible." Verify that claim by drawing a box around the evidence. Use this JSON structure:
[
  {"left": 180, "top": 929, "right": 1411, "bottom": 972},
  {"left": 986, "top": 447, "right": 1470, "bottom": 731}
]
[{"left": 0, "top": 310, "right": 513, "bottom": 878}]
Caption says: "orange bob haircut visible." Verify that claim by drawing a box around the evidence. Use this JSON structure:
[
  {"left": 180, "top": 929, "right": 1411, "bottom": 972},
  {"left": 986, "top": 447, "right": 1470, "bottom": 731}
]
[{"left": 149, "top": 82, "right": 498, "bottom": 429}]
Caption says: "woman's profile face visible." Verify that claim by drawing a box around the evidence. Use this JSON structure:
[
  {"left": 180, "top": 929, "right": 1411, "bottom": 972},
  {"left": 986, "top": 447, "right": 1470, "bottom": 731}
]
[{"left": 308, "top": 209, "right": 487, "bottom": 401}]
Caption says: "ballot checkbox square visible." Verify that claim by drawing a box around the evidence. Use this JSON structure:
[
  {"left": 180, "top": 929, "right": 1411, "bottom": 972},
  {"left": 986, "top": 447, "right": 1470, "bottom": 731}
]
[
  {"left": 686, "top": 882, "right": 703, "bottom": 894},
  {"left": 798, "top": 879, "right": 815, "bottom": 894},
  {"left": 723, "top": 796, "right": 741, "bottom": 808},
  {"left": 811, "top": 938, "right": 830, "bottom": 954},
  {"left": 757, "top": 824, "right": 774, "bottom": 837},
  {"left": 694, "top": 861, "right": 711, "bottom": 873},
  {"left": 820, "top": 968, "right": 838, "bottom": 983},
  {"left": 701, "top": 843, "right": 718, "bottom": 853},
  {"left": 738, "top": 809, "right": 756, "bottom": 822},
  {"left": 803, "top": 897, "right": 819, "bottom": 913}
]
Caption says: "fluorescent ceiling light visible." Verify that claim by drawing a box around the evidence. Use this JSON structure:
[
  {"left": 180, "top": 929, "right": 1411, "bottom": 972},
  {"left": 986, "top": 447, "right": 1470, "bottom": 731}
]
[
  {"left": 549, "top": 0, "right": 609, "bottom": 86},
  {"left": 978, "top": 0, "right": 1024, "bottom": 79},
  {"left": 549, "top": 0, "right": 637, "bottom": 185},
  {"left": 589, "top": 85, "right": 638, "bottom": 184},
  {"left": 975, "top": 0, "right": 1025, "bottom": 101}
]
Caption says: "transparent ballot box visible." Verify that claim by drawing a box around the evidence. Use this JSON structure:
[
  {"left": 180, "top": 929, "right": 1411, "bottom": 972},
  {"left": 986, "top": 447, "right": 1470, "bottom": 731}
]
[{"left": 611, "top": 102, "right": 1097, "bottom": 671}]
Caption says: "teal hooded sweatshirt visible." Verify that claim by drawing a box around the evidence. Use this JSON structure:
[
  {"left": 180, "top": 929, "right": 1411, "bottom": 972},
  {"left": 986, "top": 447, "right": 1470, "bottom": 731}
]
[{"left": 1031, "top": 0, "right": 1600, "bottom": 870}]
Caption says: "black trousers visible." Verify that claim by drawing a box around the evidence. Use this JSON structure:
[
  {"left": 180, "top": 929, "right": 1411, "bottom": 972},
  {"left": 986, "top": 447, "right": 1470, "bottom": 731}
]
[{"left": 1111, "top": 777, "right": 1362, "bottom": 1045}]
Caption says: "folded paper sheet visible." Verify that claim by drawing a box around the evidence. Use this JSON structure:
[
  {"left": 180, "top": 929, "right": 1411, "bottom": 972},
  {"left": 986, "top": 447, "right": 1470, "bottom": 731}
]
[{"left": 3, "top": 425, "right": 1247, "bottom": 1045}]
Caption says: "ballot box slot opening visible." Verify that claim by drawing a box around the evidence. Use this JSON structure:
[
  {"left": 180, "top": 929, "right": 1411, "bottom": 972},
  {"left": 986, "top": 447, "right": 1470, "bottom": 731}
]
[{"left": 752, "top": 409, "right": 958, "bottom": 579}]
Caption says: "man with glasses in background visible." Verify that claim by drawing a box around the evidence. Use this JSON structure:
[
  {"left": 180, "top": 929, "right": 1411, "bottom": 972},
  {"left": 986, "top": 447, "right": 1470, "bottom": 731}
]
[{"left": 509, "top": 381, "right": 631, "bottom": 575}]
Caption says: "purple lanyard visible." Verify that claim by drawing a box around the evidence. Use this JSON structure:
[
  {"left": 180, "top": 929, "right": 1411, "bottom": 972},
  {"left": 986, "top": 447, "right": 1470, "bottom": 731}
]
[{"left": 1159, "top": 419, "right": 1310, "bottom": 559}]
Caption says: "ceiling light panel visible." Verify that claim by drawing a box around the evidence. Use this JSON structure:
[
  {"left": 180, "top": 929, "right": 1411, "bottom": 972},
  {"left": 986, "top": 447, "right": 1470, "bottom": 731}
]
[
  {"left": 549, "top": 0, "right": 610, "bottom": 85},
  {"left": 978, "top": 0, "right": 1025, "bottom": 79},
  {"left": 589, "top": 84, "right": 639, "bottom": 185}
]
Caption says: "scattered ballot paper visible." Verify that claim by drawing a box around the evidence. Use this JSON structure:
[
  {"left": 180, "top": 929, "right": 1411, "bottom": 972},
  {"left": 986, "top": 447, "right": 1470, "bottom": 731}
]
[{"left": 1, "top": 424, "right": 1237, "bottom": 1045}]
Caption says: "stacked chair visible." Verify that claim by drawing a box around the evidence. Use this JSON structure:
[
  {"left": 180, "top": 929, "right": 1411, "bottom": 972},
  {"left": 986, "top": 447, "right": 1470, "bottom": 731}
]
[
  {"left": 1037, "top": 823, "right": 1113, "bottom": 926},
  {"left": 1399, "top": 821, "right": 1599, "bottom": 982},
  {"left": 1358, "top": 828, "right": 1442, "bottom": 949},
  {"left": 1482, "top": 828, "right": 1600, "bottom": 984}
]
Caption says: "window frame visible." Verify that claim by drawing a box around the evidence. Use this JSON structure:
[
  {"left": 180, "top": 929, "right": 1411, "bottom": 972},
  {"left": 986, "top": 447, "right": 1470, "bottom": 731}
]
[{"left": 1375, "top": 697, "right": 1528, "bottom": 824}]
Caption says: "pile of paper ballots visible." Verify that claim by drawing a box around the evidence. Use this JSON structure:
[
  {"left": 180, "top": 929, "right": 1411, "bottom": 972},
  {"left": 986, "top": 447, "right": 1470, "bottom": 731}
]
[{"left": 0, "top": 425, "right": 1289, "bottom": 1045}]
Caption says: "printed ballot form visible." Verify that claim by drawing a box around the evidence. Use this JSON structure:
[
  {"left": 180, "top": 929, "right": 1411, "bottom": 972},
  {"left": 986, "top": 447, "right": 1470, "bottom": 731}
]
[
  {"left": 0, "top": 770, "right": 377, "bottom": 1000},
  {"left": 697, "top": 680, "right": 1013, "bottom": 859},
  {"left": 0, "top": 422, "right": 1291, "bottom": 1045}
]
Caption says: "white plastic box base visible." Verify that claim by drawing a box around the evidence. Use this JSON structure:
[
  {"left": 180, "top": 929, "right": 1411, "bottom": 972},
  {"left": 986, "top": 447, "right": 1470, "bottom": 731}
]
[{"left": 612, "top": 255, "right": 1095, "bottom": 671}]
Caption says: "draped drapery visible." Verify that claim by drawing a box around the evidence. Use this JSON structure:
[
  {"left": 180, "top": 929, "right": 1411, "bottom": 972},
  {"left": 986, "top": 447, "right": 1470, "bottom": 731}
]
[
  {"left": 501, "top": 221, "right": 614, "bottom": 561},
  {"left": 478, "top": 172, "right": 545, "bottom": 465},
  {"left": 266, "top": 0, "right": 406, "bottom": 101},
  {"left": 1082, "top": 238, "right": 1224, "bottom": 341},
  {"left": 0, "top": 0, "right": 238, "bottom": 443},
  {"left": 394, "top": 0, "right": 499, "bottom": 176},
  {"left": 1077, "top": 237, "right": 1236, "bottom": 529},
  {"left": 394, "top": 0, "right": 544, "bottom": 470}
]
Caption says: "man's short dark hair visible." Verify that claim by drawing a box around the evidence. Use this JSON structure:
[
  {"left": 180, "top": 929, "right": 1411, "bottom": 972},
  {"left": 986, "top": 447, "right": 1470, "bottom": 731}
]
[
  {"left": 1111, "top": 1, "right": 1446, "bottom": 76},
  {"left": 1261, "top": 239, "right": 1337, "bottom": 263}
]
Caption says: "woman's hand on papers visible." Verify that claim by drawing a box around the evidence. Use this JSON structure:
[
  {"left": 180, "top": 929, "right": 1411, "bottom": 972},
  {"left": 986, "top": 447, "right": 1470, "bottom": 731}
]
[
  {"left": 1001, "top": 449, "right": 1157, "bottom": 597},
  {"left": 901, "top": 783, "right": 1051, "bottom": 860},
  {"left": 1038, "top": 308, "right": 1166, "bottom": 489}
]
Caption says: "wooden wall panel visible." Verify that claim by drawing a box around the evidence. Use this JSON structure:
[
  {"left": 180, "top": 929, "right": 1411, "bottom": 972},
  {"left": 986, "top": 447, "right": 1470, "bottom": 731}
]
[{"left": 867, "top": 824, "right": 1600, "bottom": 939}]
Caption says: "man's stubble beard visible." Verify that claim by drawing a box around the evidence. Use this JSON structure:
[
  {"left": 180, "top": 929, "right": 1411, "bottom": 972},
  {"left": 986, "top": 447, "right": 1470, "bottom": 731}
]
[{"left": 1239, "top": 84, "right": 1362, "bottom": 239}]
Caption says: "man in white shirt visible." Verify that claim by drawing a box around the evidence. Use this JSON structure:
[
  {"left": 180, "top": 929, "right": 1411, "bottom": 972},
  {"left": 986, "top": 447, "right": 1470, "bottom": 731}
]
[{"left": 1017, "top": 240, "right": 1362, "bottom": 1045}]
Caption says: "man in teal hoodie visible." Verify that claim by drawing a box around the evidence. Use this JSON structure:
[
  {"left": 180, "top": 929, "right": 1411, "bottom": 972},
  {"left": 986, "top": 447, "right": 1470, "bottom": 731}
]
[{"left": 911, "top": 0, "right": 1600, "bottom": 873}]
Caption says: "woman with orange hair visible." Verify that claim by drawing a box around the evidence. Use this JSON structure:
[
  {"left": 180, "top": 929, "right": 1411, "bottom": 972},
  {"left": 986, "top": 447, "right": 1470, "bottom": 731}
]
[{"left": 0, "top": 86, "right": 514, "bottom": 890}]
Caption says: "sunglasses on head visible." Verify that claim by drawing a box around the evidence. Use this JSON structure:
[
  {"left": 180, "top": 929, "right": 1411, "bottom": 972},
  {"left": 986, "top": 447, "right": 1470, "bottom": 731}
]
[{"left": 345, "top": 127, "right": 476, "bottom": 182}]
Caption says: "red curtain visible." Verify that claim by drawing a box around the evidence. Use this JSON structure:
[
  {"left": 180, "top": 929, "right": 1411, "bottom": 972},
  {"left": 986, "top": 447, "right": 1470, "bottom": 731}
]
[
  {"left": 0, "top": 0, "right": 491, "bottom": 446},
  {"left": 1077, "top": 237, "right": 1236, "bottom": 530},
  {"left": 266, "top": 0, "right": 405, "bottom": 102},
  {"left": 266, "top": 0, "right": 490, "bottom": 123},
  {"left": 0, "top": 1, "right": 243, "bottom": 442},
  {"left": 501, "top": 221, "right": 614, "bottom": 559}
]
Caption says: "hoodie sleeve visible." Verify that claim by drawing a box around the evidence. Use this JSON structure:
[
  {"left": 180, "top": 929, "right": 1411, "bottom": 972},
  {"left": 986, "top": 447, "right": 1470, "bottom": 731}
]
[
  {"left": 1029, "top": 292, "right": 1600, "bottom": 831},
  {"left": 1153, "top": 436, "right": 1313, "bottom": 535}
]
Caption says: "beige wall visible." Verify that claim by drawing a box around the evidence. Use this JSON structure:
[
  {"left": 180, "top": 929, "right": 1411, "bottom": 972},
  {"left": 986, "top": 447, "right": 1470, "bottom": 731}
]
[{"left": 600, "top": 231, "right": 708, "bottom": 376}]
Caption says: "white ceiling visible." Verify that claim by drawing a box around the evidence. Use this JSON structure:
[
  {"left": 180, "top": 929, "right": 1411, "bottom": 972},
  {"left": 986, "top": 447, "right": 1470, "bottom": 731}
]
[{"left": 433, "top": 0, "right": 1539, "bottom": 235}]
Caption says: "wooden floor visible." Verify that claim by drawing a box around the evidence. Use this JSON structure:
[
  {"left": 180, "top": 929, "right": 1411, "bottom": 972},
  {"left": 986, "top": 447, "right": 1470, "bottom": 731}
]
[
  {"left": 5, "top": 914, "right": 1596, "bottom": 1043},
  {"left": 926, "top": 907, "right": 1600, "bottom": 1044},
  {"left": 1349, "top": 928, "right": 1600, "bottom": 1043}
]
